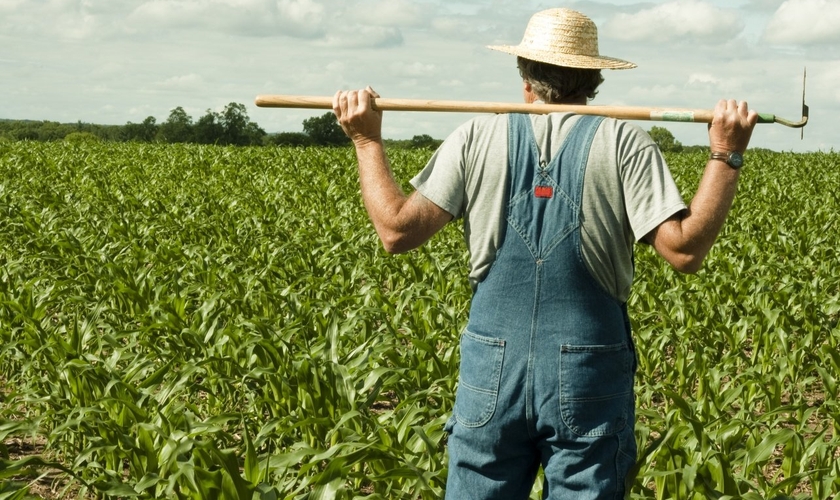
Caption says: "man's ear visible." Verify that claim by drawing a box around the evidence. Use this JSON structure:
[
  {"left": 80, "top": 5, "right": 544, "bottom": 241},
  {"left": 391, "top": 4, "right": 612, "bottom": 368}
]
[{"left": 523, "top": 80, "right": 539, "bottom": 104}]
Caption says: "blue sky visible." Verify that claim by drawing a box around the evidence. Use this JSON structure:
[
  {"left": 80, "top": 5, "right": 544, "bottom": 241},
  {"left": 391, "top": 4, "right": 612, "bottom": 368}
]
[{"left": 1, "top": 0, "right": 837, "bottom": 152}]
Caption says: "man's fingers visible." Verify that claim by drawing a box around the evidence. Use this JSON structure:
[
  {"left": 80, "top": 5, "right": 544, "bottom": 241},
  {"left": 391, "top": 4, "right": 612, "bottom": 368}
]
[
  {"left": 344, "top": 90, "right": 356, "bottom": 110},
  {"left": 332, "top": 90, "right": 343, "bottom": 117},
  {"left": 333, "top": 87, "right": 381, "bottom": 118}
]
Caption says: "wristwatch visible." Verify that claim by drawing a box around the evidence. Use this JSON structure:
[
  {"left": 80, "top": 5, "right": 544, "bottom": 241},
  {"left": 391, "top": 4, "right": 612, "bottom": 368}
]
[{"left": 709, "top": 151, "right": 744, "bottom": 169}]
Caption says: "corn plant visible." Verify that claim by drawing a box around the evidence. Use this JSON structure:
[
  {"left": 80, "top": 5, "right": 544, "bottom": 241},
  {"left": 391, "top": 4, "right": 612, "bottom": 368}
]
[{"left": 0, "top": 140, "right": 838, "bottom": 499}]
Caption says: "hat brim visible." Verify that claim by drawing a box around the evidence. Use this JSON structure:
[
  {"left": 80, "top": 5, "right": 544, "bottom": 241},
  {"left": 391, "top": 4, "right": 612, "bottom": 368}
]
[{"left": 488, "top": 44, "right": 637, "bottom": 70}]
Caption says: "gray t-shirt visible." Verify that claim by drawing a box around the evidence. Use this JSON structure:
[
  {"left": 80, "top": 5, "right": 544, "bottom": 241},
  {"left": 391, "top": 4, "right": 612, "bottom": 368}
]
[{"left": 410, "top": 112, "right": 686, "bottom": 302}]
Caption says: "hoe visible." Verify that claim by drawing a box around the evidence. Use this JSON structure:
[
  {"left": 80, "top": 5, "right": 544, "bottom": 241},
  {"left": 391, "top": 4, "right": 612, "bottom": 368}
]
[{"left": 256, "top": 70, "right": 809, "bottom": 138}]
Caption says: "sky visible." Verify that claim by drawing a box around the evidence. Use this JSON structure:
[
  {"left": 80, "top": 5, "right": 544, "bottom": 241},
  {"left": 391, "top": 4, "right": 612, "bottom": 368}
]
[{"left": 1, "top": 0, "right": 838, "bottom": 152}]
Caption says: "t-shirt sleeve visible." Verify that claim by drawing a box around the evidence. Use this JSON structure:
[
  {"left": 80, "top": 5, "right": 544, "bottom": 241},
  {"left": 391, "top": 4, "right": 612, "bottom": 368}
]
[
  {"left": 409, "top": 123, "right": 471, "bottom": 219},
  {"left": 619, "top": 124, "right": 687, "bottom": 241}
]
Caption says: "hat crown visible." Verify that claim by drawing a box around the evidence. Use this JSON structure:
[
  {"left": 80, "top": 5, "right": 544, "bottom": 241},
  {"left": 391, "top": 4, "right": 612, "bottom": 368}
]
[
  {"left": 520, "top": 8, "right": 600, "bottom": 58},
  {"left": 487, "top": 8, "right": 636, "bottom": 70}
]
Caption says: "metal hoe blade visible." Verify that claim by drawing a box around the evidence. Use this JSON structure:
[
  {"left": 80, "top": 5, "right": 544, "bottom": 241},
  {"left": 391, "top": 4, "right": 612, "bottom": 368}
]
[{"left": 763, "top": 68, "right": 808, "bottom": 140}]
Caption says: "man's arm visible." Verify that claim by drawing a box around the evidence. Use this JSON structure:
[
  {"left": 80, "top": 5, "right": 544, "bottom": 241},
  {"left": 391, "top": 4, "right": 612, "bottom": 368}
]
[
  {"left": 333, "top": 87, "right": 453, "bottom": 254},
  {"left": 644, "top": 99, "right": 758, "bottom": 273}
]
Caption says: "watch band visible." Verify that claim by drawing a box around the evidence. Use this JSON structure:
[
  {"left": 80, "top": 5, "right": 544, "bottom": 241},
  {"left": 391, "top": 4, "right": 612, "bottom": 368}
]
[{"left": 709, "top": 151, "right": 743, "bottom": 169}]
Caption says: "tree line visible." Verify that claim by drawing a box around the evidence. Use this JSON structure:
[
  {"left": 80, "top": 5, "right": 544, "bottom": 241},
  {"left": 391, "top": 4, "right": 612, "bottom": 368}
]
[
  {"left": 0, "top": 107, "right": 444, "bottom": 150},
  {"left": 0, "top": 103, "right": 266, "bottom": 146},
  {"left": 1, "top": 107, "right": 695, "bottom": 153}
]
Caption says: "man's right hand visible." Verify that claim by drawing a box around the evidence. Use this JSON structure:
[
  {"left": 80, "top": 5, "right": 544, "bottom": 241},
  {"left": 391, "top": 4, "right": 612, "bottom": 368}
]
[{"left": 708, "top": 99, "right": 759, "bottom": 153}]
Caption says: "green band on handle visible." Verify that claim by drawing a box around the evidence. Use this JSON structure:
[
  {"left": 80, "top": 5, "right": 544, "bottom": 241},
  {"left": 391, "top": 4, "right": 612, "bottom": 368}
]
[
  {"left": 650, "top": 111, "right": 696, "bottom": 122},
  {"left": 757, "top": 113, "right": 775, "bottom": 124}
]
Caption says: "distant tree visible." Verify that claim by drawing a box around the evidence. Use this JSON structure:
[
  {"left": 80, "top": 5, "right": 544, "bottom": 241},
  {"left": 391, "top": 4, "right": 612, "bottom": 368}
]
[
  {"left": 37, "top": 121, "right": 73, "bottom": 141},
  {"left": 410, "top": 134, "right": 442, "bottom": 150},
  {"left": 190, "top": 103, "right": 266, "bottom": 146},
  {"left": 220, "top": 102, "right": 266, "bottom": 146},
  {"left": 7, "top": 123, "right": 38, "bottom": 141},
  {"left": 64, "top": 131, "right": 101, "bottom": 144},
  {"left": 122, "top": 116, "right": 158, "bottom": 142},
  {"left": 194, "top": 110, "right": 224, "bottom": 144},
  {"left": 648, "top": 126, "right": 683, "bottom": 153},
  {"left": 0, "top": 106, "right": 273, "bottom": 145},
  {"left": 220, "top": 102, "right": 251, "bottom": 146},
  {"left": 682, "top": 144, "right": 710, "bottom": 153},
  {"left": 159, "top": 106, "right": 193, "bottom": 143},
  {"left": 243, "top": 121, "right": 267, "bottom": 146},
  {"left": 302, "top": 112, "right": 350, "bottom": 146},
  {"left": 270, "top": 132, "right": 314, "bottom": 147}
]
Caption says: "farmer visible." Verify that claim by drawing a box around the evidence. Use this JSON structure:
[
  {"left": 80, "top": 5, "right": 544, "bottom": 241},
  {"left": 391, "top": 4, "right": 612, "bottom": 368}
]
[{"left": 333, "top": 7, "right": 757, "bottom": 499}]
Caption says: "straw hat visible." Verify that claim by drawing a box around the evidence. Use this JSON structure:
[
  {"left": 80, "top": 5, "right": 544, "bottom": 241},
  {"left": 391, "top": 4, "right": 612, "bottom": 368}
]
[{"left": 488, "top": 8, "right": 636, "bottom": 70}]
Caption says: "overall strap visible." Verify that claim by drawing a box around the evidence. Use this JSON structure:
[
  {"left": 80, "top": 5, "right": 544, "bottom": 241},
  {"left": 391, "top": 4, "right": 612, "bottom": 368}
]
[
  {"left": 551, "top": 114, "right": 604, "bottom": 208},
  {"left": 505, "top": 113, "right": 605, "bottom": 257}
]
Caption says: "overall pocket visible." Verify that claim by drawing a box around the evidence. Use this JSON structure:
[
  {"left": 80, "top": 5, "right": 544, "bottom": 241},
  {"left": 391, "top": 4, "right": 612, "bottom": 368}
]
[
  {"left": 453, "top": 330, "right": 505, "bottom": 428},
  {"left": 559, "top": 342, "right": 634, "bottom": 437}
]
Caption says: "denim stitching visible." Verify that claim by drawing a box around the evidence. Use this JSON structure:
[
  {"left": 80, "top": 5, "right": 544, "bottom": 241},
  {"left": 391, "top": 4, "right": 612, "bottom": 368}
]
[
  {"left": 558, "top": 342, "right": 632, "bottom": 437},
  {"left": 454, "top": 331, "right": 505, "bottom": 428}
]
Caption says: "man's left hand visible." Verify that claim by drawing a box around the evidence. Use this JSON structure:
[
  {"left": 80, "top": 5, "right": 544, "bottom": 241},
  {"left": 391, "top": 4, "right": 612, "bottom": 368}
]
[{"left": 332, "top": 86, "right": 383, "bottom": 148}]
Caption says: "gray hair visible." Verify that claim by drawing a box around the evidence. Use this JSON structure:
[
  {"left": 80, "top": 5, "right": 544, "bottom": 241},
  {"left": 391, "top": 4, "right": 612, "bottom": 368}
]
[{"left": 517, "top": 57, "right": 604, "bottom": 103}]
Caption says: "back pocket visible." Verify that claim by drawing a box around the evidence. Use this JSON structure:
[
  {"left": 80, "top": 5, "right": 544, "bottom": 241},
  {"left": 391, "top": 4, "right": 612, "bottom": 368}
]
[
  {"left": 453, "top": 330, "right": 505, "bottom": 428},
  {"left": 559, "top": 342, "right": 633, "bottom": 437}
]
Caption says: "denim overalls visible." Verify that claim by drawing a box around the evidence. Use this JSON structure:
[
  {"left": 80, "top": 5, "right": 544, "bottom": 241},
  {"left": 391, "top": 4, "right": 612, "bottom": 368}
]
[{"left": 444, "top": 114, "right": 638, "bottom": 499}]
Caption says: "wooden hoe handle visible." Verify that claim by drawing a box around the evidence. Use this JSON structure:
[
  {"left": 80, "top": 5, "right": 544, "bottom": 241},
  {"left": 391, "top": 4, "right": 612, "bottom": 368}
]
[{"left": 255, "top": 94, "right": 808, "bottom": 128}]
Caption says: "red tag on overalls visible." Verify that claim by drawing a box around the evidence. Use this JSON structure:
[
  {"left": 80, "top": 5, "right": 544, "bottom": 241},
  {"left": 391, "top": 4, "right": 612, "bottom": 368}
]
[{"left": 535, "top": 186, "right": 553, "bottom": 198}]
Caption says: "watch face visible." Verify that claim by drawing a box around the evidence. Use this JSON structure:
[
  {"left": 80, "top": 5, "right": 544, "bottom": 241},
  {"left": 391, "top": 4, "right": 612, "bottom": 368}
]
[{"left": 728, "top": 152, "right": 744, "bottom": 168}]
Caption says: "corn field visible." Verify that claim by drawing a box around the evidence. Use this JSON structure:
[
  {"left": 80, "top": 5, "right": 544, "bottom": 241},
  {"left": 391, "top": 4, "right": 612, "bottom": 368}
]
[{"left": 0, "top": 140, "right": 838, "bottom": 499}]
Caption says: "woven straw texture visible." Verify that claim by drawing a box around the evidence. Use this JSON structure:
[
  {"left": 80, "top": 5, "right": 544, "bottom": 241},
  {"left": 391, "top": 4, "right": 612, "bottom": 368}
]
[{"left": 488, "top": 8, "right": 636, "bottom": 70}]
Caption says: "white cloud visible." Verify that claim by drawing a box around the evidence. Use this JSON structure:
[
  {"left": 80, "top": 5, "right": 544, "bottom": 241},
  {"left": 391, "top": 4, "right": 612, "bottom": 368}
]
[
  {"left": 0, "top": 0, "right": 113, "bottom": 39},
  {"left": 391, "top": 62, "right": 436, "bottom": 78},
  {"left": 157, "top": 74, "right": 204, "bottom": 89},
  {"left": 810, "top": 61, "right": 840, "bottom": 104},
  {"left": 743, "top": 0, "right": 787, "bottom": 11},
  {"left": 128, "top": 0, "right": 325, "bottom": 38},
  {"left": 320, "top": 25, "right": 403, "bottom": 48},
  {"left": 762, "top": 0, "right": 840, "bottom": 45},
  {"left": 602, "top": 0, "right": 745, "bottom": 43},
  {"left": 277, "top": 0, "right": 324, "bottom": 34},
  {"left": 348, "top": 0, "right": 430, "bottom": 27},
  {"left": 687, "top": 73, "right": 721, "bottom": 86},
  {"left": 325, "top": 61, "right": 346, "bottom": 73},
  {"left": 0, "top": 0, "right": 27, "bottom": 10}
]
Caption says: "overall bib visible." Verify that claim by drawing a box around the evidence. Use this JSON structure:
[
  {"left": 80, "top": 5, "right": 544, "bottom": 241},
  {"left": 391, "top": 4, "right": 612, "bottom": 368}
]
[{"left": 444, "top": 114, "right": 637, "bottom": 499}]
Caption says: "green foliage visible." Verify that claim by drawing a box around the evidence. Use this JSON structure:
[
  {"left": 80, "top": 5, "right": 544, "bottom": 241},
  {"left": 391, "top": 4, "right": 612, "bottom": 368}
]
[
  {"left": 303, "top": 112, "right": 350, "bottom": 147},
  {"left": 410, "top": 134, "right": 443, "bottom": 150},
  {"left": 629, "top": 149, "right": 840, "bottom": 499},
  {"left": 0, "top": 142, "right": 453, "bottom": 499},
  {"left": 648, "top": 125, "right": 684, "bottom": 152},
  {"left": 0, "top": 104, "right": 265, "bottom": 146},
  {"left": 0, "top": 144, "right": 838, "bottom": 499},
  {"left": 122, "top": 116, "right": 158, "bottom": 142},
  {"left": 158, "top": 106, "right": 194, "bottom": 143},
  {"left": 383, "top": 135, "right": 443, "bottom": 151},
  {"left": 194, "top": 109, "right": 224, "bottom": 144},
  {"left": 270, "top": 132, "right": 315, "bottom": 147},
  {"left": 0, "top": 120, "right": 122, "bottom": 142},
  {"left": 220, "top": 102, "right": 266, "bottom": 146},
  {"left": 63, "top": 131, "right": 101, "bottom": 144},
  {"left": 190, "top": 103, "right": 266, "bottom": 146}
]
